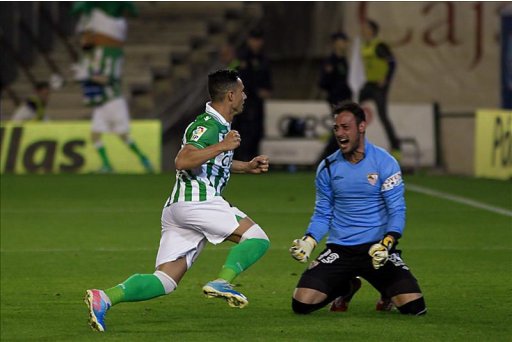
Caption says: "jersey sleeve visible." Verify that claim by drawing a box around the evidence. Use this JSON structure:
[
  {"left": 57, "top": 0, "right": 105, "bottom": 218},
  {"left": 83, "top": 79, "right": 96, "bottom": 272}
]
[
  {"left": 379, "top": 154, "right": 406, "bottom": 237},
  {"left": 305, "top": 161, "right": 334, "bottom": 242},
  {"left": 185, "top": 121, "right": 220, "bottom": 149}
]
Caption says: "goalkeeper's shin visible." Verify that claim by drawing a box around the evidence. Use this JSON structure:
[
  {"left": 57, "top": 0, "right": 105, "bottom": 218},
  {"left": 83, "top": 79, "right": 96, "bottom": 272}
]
[
  {"left": 292, "top": 297, "right": 332, "bottom": 315},
  {"left": 397, "top": 297, "right": 427, "bottom": 316}
]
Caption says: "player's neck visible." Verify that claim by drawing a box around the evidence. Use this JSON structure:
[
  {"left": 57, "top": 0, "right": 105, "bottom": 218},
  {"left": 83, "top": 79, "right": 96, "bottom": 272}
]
[
  {"left": 344, "top": 150, "right": 365, "bottom": 164},
  {"left": 344, "top": 139, "right": 366, "bottom": 164},
  {"left": 210, "top": 102, "right": 233, "bottom": 123}
]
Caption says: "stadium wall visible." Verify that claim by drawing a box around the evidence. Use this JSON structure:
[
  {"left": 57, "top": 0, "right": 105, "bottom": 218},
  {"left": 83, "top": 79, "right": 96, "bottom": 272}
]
[
  {"left": 261, "top": 100, "right": 436, "bottom": 169},
  {"left": 262, "top": 2, "right": 502, "bottom": 111},
  {"left": 342, "top": 2, "right": 502, "bottom": 113}
]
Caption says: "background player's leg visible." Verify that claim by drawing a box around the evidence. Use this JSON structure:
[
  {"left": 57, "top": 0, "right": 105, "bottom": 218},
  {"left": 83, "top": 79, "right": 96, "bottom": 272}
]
[
  {"left": 92, "top": 132, "right": 113, "bottom": 172},
  {"left": 119, "top": 133, "right": 154, "bottom": 172}
]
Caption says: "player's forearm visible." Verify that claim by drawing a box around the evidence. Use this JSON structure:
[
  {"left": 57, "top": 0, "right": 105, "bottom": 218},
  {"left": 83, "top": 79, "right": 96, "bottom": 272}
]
[
  {"left": 231, "top": 160, "right": 249, "bottom": 173},
  {"left": 305, "top": 219, "right": 329, "bottom": 244},
  {"left": 306, "top": 205, "right": 332, "bottom": 242},
  {"left": 386, "top": 210, "right": 405, "bottom": 236},
  {"left": 383, "top": 188, "right": 406, "bottom": 235},
  {"left": 175, "top": 144, "right": 226, "bottom": 170}
]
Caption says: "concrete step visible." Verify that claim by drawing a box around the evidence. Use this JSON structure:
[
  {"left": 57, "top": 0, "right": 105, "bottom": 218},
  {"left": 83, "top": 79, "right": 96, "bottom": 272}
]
[
  {"left": 135, "top": 2, "right": 244, "bottom": 19},
  {"left": 124, "top": 45, "right": 174, "bottom": 69}
]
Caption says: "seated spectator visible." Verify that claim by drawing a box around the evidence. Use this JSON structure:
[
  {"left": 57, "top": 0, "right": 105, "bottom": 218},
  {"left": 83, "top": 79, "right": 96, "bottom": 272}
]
[{"left": 11, "top": 81, "right": 50, "bottom": 122}]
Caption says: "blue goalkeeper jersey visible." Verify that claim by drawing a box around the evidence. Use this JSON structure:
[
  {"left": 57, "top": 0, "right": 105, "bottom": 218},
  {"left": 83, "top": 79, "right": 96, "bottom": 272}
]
[{"left": 306, "top": 139, "right": 405, "bottom": 246}]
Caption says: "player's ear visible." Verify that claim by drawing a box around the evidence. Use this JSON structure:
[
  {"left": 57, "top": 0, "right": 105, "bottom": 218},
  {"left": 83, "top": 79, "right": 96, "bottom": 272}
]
[
  {"left": 227, "top": 90, "right": 234, "bottom": 102},
  {"left": 359, "top": 120, "right": 367, "bottom": 133}
]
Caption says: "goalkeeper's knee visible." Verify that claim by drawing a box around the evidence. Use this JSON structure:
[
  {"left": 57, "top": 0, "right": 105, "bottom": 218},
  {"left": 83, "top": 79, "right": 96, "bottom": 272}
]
[
  {"left": 292, "top": 298, "right": 327, "bottom": 315},
  {"left": 397, "top": 296, "right": 427, "bottom": 316}
]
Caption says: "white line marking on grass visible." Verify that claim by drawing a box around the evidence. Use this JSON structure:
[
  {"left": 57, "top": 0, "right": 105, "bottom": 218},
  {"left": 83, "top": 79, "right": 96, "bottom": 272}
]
[{"left": 407, "top": 184, "right": 512, "bottom": 217}]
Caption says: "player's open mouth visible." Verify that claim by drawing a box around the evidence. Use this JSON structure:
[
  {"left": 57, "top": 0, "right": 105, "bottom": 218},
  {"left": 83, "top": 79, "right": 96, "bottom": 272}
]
[{"left": 339, "top": 138, "right": 349, "bottom": 147}]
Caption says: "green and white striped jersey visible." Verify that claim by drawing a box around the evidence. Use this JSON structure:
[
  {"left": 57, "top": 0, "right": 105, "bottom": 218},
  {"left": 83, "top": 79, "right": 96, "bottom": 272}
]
[
  {"left": 83, "top": 46, "right": 123, "bottom": 106},
  {"left": 168, "top": 103, "right": 233, "bottom": 203}
]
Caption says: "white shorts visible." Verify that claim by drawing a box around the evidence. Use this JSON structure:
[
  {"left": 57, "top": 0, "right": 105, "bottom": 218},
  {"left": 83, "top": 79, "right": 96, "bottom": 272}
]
[
  {"left": 155, "top": 196, "right": 247, "bottom": 269},
  {"left": 91, "top": 97, "right": 130, "bottom": 134},
  {"left": 77, "top": 9, "right": 128, "bottom": 42}
]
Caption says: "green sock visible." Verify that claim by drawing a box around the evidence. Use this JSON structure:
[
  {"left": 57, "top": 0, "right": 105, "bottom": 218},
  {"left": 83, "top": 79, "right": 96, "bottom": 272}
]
[
  {"left": 104, "top": 273, "right": 166, "bottom": 306},
  {"left": 128, "top": 141, "right": 146, "bottom": 160},
  {"left": 96, "top": 146, "right": 112, "bottom": 169},
  {"left": 218, "top": 238, "right": 270, "bottom": 283}
]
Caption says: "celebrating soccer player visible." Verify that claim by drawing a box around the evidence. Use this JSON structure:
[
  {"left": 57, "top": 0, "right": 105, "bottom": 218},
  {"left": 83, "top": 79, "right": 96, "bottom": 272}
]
[
  {"left": 85, "top": 69, "right": 270, "bottom": 332},
  {"left": 290, "top": 102, "right": 426, "bottom": 316}
]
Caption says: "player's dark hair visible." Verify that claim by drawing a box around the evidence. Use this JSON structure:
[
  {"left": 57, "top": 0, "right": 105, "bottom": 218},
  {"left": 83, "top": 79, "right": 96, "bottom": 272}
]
[
  {"left": 208, "top": 69, "right": 240, "bottom": 102},
  {"left": 366, "top": 19, "right": 379, "bottom": 36},
  {"left": 333, "top": 101, "right": 366, "bottom": 125}
]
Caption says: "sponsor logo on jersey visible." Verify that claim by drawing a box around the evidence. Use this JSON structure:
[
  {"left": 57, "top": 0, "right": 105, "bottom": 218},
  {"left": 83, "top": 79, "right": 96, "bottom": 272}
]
[
  {"left": 191, "top": 126, "right": 207, "bottom": 141},
  {"left": 381, "top": 172, "right": 403, "bottom": 191},
  {"left": 367, "top": 173, "right": 379, "bottom": 185}
]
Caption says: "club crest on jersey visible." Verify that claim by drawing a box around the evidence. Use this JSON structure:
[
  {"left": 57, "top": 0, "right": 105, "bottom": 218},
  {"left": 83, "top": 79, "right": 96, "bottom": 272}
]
[
  {"left": 191, "top": 126, "right": 207, "bottom": 141},
  {"left": 367, "top": 173, "right": 379, "bottom": 186}
]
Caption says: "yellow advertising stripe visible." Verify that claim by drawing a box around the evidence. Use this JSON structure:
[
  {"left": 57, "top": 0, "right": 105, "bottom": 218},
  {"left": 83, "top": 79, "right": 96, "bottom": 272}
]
[
  {"left": 0, "top": 120, "right": 161, "bottom": 174},
  {"left": 474, "top": 110, "right": 512, "bottom": 180}
]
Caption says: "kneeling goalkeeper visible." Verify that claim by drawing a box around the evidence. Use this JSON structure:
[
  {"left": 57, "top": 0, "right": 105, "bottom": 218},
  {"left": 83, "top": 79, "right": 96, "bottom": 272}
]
[{"left": 290, "top": 102, "right": 426, "bottom": 316}]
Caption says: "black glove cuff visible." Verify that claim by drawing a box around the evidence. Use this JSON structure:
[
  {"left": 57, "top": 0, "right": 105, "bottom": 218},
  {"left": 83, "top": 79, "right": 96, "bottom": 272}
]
[
  {"left": 386, "top": 231, "right": 401, "bottom": 241},
  {"left": 383, "top": 232, "right": 401, "bottom": 250},
  {"left": 304, "top": 233, "right": 315, "bottom": 241}
]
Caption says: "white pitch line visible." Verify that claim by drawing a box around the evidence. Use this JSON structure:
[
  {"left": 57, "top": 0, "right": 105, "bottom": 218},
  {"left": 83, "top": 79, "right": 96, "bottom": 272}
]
[{"left": 407, "top": 184, "right": 512, "bottom": 217}]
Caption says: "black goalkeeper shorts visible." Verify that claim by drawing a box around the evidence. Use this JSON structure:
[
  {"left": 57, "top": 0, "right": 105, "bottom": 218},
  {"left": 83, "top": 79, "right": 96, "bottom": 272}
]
[{"left": 296, "top": 243, "right": 422, "bottom": 299}]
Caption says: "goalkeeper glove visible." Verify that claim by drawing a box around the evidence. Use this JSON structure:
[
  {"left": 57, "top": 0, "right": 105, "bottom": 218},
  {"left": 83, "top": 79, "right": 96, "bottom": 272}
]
[
  {"left": 290, "top": 235, "right": 317, "bottom": 263},
  {"left": 368, "top": 235, "right": 396, "bottom": 270}
]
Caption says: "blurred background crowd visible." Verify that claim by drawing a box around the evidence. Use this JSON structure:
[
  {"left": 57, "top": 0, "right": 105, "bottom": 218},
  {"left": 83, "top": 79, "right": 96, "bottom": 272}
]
[{"left": 0, "top": 1, "right": 510, "bottom": 176}]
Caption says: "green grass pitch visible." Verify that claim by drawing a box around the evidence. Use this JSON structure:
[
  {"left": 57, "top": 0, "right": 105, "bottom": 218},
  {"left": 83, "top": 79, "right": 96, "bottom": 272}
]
[{"left": 1, "top": 172, "right": 511, "bottom": 341}]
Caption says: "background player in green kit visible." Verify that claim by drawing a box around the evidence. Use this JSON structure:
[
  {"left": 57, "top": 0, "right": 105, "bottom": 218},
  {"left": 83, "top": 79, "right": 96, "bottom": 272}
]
[
  {"left": 84, "top": 69, "right": 270, "bottom": 332},
  {"left": 79, "top": 42, "right": 153, "bottom": 173}
]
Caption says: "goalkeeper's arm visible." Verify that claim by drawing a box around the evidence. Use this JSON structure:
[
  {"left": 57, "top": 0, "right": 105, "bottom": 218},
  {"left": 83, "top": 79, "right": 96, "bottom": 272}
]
[{"left": 290, "top": 235, "right": 317, "bottom": 263}]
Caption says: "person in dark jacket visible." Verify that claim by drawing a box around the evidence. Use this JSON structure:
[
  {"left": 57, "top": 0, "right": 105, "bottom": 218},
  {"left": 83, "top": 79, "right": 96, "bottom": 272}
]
[
  {"left": 232, "top": 28, "right": 273, "bottom": 162},
  {"left": 317, "top": 32, "right": 353, "bottom": 163}
]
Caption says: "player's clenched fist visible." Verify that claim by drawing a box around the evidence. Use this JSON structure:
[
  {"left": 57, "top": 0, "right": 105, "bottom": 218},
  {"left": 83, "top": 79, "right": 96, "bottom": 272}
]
[
  {"left": 246, "top": 155, "right": 269, "bottom": 174},
  {"left": 290, "top": 235, "right": 317, "bottom": 263},
  {"left": 222, "top": 130, "right": 242, "bottom": 151},
  {"left": 368, "top": 235, "right": 395, "bottom": 269}
]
